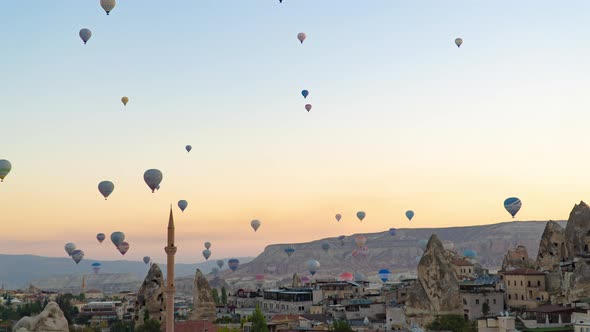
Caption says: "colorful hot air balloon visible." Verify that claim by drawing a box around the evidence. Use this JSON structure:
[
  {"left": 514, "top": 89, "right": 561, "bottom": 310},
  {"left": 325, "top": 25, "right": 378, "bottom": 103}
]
[
  {"left": 504, "top": 197, "right": 522, "bottom": 218},
  {"left": 96, "top": 233, "right": 106, "bottom": 243},
  {"left": 204, "top": 242, "right": 211, "bottom": 250},
  {"left": 405, "top": 210, "right": 414, "bottom": 221},
  {"left": 98, "top": 181, "right": 114, "bottom": 200},
  {"left": 356, "top": 211, "right": 366, "bottom": 222},
  {"left": 338, "top": 235, "right": 346, "bottom": 246},
  {"left": 228, "top": 258, "right": 240, "bottom": 272},
  {"left": 455, "top": 38, "right": 463, "bottom": 48},
  {"left": 306, "top": 259, "right": 320, "bottom": 276},
  {"left": 143, "top": 256, "right": 151, "bottom": 265},
  {"left": 100, "top": 0, "right": 116, "bottom": 15},
  {"left": 284, "top": 246, "right": 295, "bottom": 257},
  {"left": 143, "top": 169, "right": 163, "bottom": 193},
  {"left": 185, "top": 145, "right": 192, "bottom": 153},
  {"left": 121, "top": 96, "right": 129, "bottom": 106},
  {"left": 71, "top": 250, "right": 84, "bottom": 264},
  {"left": 65, "top": 243, "right": 76, "bottom": 256},
  {"left": 297, "top": 32, "right": 307, "bottom": 44},
  {"left": 305, "top": 104, "right": 312, "bottom": 112},
  {"left": 0, "top": 160, "right": 12, "bottom": 182},
  {"left": 216, "top": 259, "right": 224, "bottom": 269},
  {"left": 339, "top": 272, "right": 354, "bottom": 281},
  {"left": 79, "top": 28, "right": 92, "bottom": 44},
  {"left": 321, "top": 242, "right": 330, "bottom": 253},
  {"left": 202, "top": 249, "right": 211, "bottom": 260},
  {"left": 378, "top": 269, "right": 391, "bottom": 282},
  {"left": 178, "top": 200, "right": 188, "bottom": 212},
  {"left": 91, "top": 262, "right": 101, "bottom": 274},
  {"left": 251, "top": 219, "right": 261, "bottom": 232},
  {"left": 389, "top": 228, "right": 397, "bottom": 236},
  {"left": 118, "top": 242, "right": 130, "bottom": 255},
  {"left": 335, "top": 214, "right": 342, "bottom": 222},
  {"left": 355, "top": 235, "right": 367, "bottom": 248},
  {"left": 110, "top": 232, "right": 125, "bottom": 247},
  {"left": 301, "top": 90, "right": 309, "bottom": 99}
]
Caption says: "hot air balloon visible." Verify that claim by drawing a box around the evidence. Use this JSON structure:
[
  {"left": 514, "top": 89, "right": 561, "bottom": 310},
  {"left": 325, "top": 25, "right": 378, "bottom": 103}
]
[
  {"left": 455, "top": 38, "right": 463, "bottom": 48},
  {"left": 228, "top": 258, "right": 240, "bottom": 272},
  {"left": 111, "top": 232, "right": 125, "bottom": 247},
  {"left": 79, "top": 29, "right": 92, "bottom": 44},
  {"left": 92, "top": 262, "right": 101, "bottom": 274},
  {"left": 405, "top": 210, "right": 414, "bottom": 221},
  {"left": 504, "top": 197, "right": 522, "bottom": 218},
  {"left": 356, "top": 211, "right": 366, "bottom": 222},
  {"left": 301, "top": 276, "right": 310, "bottom": 284},
  {"left": 354, "top": 272, "right": 366, "bottom": 282},
  {"left": 251, "top": 219, "right": 261, "bottom": 232},
  {"left": 266, "top": 264, "right": 277, "bottom": 274},
  {"left": 65, "top": 243, "right": 76, "bottom": 256},
  {"left": 143, "top": 169, "right": 163, "bottom": 193},
  {"left": 0, "top": 160, "right": 12, "bottom": 182},
  {"left": 297, "top": 32, "right": 307, "bottom": 44},
  {"left": 306, "top": 259, "right": 320, "bottom": 276},
  {"left": 355, "top": 235, "right": 367, "bottom": 248},
  {"left": 121, "top": 96, "right": 129, "bottom": 106},
  {"left": 335, "top": 214, "right": 342, "bottom": 222},
  {"left": 98, "top": 181, "right": 114, "bottom": 200},
  {"left": 71, "top": 250, "right": 84, "bottom": 264},
  {"left": 302, "top": 90, "right": 309, "bottom": 99},
  {"left": 202, "top": 249, "right": 211, "bottom": 260},
  {"left": 284, "top": 246, "right": 295, "bottom": 257},
  {"left": 305, "top": 104, "right": 312, "bottom": 112},
  {"left": 216, "top": 259, "right": 224, "bottom": 269},
  {"left": 100, "top": 0, "right": 116, "bottom": 15},
  {"left": 338, "top": 235, "right": 346, "bottom": 246},
  {"left": 463, "top": 249, "right": 477, "bottom": 258},
  {"left": 118, "top": 242, "right": 130, "bottom": 255},
  {"left": 378, "top": 269, "right": 391, "bottom": 282},
  {"left": 185, "top": 145, "right": 192, "bottom": 153},
  {"left": 96, "top": 233, "right": 106, "bottom": 243},
  {"left": 339, "top": 272, "right": 354, "bottom": 281},
  {"left": 178, "top": 200, "right": 188, "bottom": 212},
  {"left": 389, "top": 228, "right": 396, "bottom": 236},
  {"left": 255, "top": 274, "right": 265, "bottom": 289},
  {"left": 143, "top": 256, "right": 151, "bottom": 265},
  {"left": 418, "top": 239, "right": 428, "bottom": 250},
  {"left": 204, "top": 242, "right": 211, "bottom": 250},
  {"left": 321, "top": 242, "right": 330, "bottom": 253},
  {"left": 212, "top": 267, "right": 220, "bottom": 275}
]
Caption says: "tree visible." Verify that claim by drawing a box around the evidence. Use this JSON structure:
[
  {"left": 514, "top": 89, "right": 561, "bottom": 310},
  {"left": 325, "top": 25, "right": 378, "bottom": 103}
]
[
  {"left": 212, "top": 288, "right": 220, "bottom": 305},
  {"left": 426, "top": 314, "right": 475, "bottom": 332},
  {"left": 332, "top": 320, "right": 353, "bottom": 332},
  {"left": 482, "top": 302, "right": 490, "bottom": 317},
  {"left": 221, "top": 287, "right": 227, "bottom": 305},
  {"left": 136, "top": 319, "right": 161, "bottom": 332},
  {"left": 250, "top": 306, "right": 268, "bottom": 332},
  {"left": 55, "top": 294, "right": 79, "bottom": 325}
]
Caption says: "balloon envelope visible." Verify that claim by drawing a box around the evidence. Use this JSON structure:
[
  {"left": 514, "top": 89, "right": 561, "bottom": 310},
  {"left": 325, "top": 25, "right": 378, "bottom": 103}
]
[
  {"left": 306, "top": 259, "right": 320, "bottom": 275},
  {"left": 110, "top": 232, "right": 125, "bottom": 247},
  {"left": 71, "top": 250, "right": 84, "bottom": 264},
  {"left": 100, "top": 0, "right": 116, "bottom": 15},
  {"left": 405, "top": 210, "right": 414, "bottom": 221},
  {"left": 463, "top": 249, "right": 477, "bottom": 258},
  {"left": 98, "top": 181, "right": 114, "bottom": 200},
  {"left": 91, "top": 262, "right": 101, "bottom": 274},
  {"left": 212, "top": 267, "right": 220, "bottom": 275},
  {"left": 355, "top": 235, "right": 367, "bottom": 248},
  {"left": 321, "top": 242, "right": 330, "bottom": 253},
  {"left": 301, "top": 90, "right": 309, "bottom": 99},
  {"left": 455, "top": 38, "right": 463, "bottom": 47},
  {"left": 354, "top": 272, "right": 366, "bottom": 282},
  {"left": 202, "top": 249, "right": 211, "bottom": 260},
  {"left": 228, "top": 258, "right": 240, "bottom": 272},
  {"left": 335, "top": 214, "right": 342, "bottom": 222},
  {"left": 339, "top": 272, "right": 354, "bottom": 281},
  {"left": 305, "top": 104, "right": 312, "bottom": 112},
  {"left": 0, "top": 160, "right": 12, "bottom": 182},
  {"left": 251, "top": 219, "right": 261, "bottom": 232},
  {"left": 504, "top": 197, "right": 522, "bottom": 218},
  {"left": 284, "top": 246, "right": 295, "bottom": 257},
  {"left": 143, "top": 256, "right": 151, "bottom": 265},
  {"left": 96, "top": 233, "right": 106, "bottom": 243},
  {"left": 356, "top": 211, "right": 366, "bottom": 221},
  {"left": 185, "top": 145, "right": 192, "bottom": 153},
  {"left": 121, "top": 96, "right": 128, "bottom": 106},
  {"left": 297, "top": 32, "right": 306, "bottom": 43},
  {"left": 118, "top": 242, "right": 130, "bottom": 255},
  {"left": 144, "top": 169, "right": 163, "bottom": 193},
  {"left": 65, "top": 243, "right": 76, "bottom": 256},
  {"left": 389, "top": 228, "right": 397, "bottom": 236},
  {"left": 178, "top": 200, "right": 188, "bottom": 212},
  {"left": 378, "top": 269, "right": 391, "bottom": 282},
  {"left": 216, "top": 259, "right": 224, "bottom": 269},
  {"left": 79, "top": 29, "right": 92, "bottom": 44},
  {"left": 204, "top": 242, "right": 211, "bottom": 250}
]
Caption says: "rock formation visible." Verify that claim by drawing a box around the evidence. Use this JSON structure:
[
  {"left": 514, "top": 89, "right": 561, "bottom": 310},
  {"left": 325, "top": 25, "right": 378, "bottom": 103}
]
[
  {"left": 405, "top": 234, "right": 462, "bottom": 324},
  {"left": 501, "top": 245, "right": 535, "bottom": 271},
  {"left": 191, "top": 269, "right": 217, "bottom": 321},
  {"left": 134, "top": 263, "right": 166, "bottom": 327},
  {"left": 12, "top": 302, "right": 69, "bottom": 332},
  {"left": 536, "top": 221, "right": 566, "bottom": 271},
  {"left": 292, "top": 273, "right": 302, "bottom": 288},
  {"left": 564, "top": 201, "right": 590, "bottom": 259}
]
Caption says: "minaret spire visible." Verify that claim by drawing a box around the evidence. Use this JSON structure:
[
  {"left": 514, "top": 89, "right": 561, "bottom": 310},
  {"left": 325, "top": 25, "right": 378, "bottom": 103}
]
[{"left": 165, "top": 206, "right": 177, "bottom": 332}]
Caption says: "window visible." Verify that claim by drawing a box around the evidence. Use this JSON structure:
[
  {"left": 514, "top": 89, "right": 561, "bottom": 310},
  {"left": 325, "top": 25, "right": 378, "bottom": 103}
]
[
  {"left": 493, "top": 299, "right": 497, "bottom": 305},
  {"left": 528, "top": 281, "right": 531, "bottom": 287},
  {"left": 537, "top": 281, "right": 541, "bottom": 287},
  {"left": 463, "top": 299, "right": 467, "bottom": 305},
  {"left": 508, "top": 295, "right": 511, "bottom": 300},
  {"left": 475, "top": 299, "right": 479, "bottom": 305},
  {"left": 521, "top": 295, "right": 524, "bottom": 300},
  {"left": 521, "top": 281, "right": 523, "bottom": 286}
]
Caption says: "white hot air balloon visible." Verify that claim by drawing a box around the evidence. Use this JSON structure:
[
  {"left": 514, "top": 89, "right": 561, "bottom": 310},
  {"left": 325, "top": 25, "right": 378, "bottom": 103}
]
[
  {"left": 100, "top": 0, "right": 116, "bottom": 15},
  {"left": 79, "top": 29, "right": 92, "bottom": 44},
  {"left": 455, "top": 38, "right": 463, "bottom": 48},
  {"left": 251, "top": 219, "right": 261, "bottom": 232},
  {"left": 297, "top": 32, "right": 307, "bottom": 44}
]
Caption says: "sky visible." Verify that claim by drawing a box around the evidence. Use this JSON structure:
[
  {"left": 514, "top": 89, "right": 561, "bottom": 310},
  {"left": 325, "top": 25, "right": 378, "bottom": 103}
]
[{"left": 2, "top": 0, "right": 590, "bottom": 264}]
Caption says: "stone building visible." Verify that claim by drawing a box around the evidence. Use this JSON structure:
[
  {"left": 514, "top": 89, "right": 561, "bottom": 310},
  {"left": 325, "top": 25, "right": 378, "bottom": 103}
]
[{"left": 501, "top": 268, "right": 547, "bottom": 309}]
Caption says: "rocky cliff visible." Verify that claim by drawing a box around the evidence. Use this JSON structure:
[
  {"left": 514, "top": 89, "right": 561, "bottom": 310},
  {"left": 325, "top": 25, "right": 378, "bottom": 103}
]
[
  {"left": 190, "top": 269, "right": 216, "bottom": 321},
  {"left": 564, "top": 201, "right": 590, "bottom": 259},
  {"left": 134, "top": 264, "right": 166, "bottom": 327},
  {"left": 536, "top": 221, "right": 566, "bottom": 272},
  {"left": 501, "top": 245, "right": 535, "bottom": 271},
  {"left": 12, "top": 302, "right": 69, "bottom": 332}
]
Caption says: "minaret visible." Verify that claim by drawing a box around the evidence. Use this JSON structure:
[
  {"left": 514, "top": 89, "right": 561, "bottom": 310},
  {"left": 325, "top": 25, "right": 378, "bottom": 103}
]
[{"left": 164, "top": 206, "right": 177, "bottom": 332}]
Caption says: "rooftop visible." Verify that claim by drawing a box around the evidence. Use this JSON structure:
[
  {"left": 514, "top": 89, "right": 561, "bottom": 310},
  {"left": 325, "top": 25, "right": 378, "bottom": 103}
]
[{"left": 503, "top": 268, "right": 545, "bottom": 276}]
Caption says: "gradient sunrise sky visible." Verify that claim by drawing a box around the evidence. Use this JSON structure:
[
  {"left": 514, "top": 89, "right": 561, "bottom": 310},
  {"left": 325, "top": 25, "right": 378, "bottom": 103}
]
[{"left": 2, "top": 0, "right": 590, "bottom": 264}]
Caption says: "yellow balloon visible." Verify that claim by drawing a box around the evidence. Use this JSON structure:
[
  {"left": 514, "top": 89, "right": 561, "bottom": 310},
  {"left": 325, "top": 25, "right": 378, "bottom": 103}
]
[{"left": 121, "top": 96, "right": 129, "bottom": 106}]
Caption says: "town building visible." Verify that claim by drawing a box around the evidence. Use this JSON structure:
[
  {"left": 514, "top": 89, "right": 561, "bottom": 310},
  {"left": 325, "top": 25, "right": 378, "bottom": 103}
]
[
  {"left": 460, "top": 275, "right": 505, "bottom": 320},
  {"left": 500, "top": 268, "right": 548, "bottom": 309},
  {"left": 79, "top": 301, "right": 124, "bottom": 325},
  {"left": 260, "top": 288, "right": 314, "bottom": 315}
]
